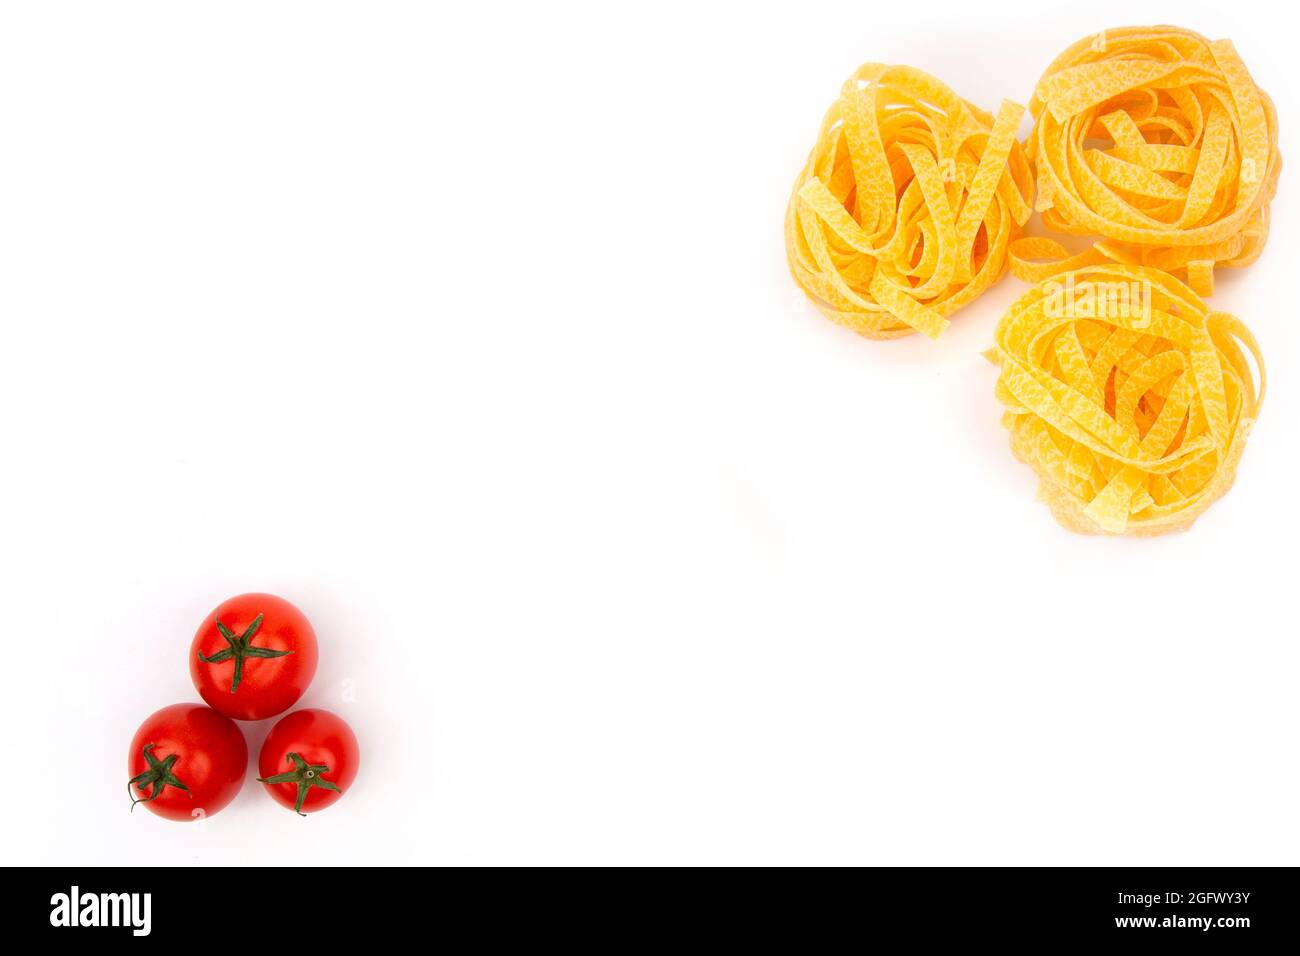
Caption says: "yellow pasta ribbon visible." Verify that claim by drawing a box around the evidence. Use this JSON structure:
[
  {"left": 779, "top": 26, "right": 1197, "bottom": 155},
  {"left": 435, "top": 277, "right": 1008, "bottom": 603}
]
[
  {"left": 989, "top": 265, "right": 1264, "bottom": 535},
  {"left": 1017, "top": 26, "right": 1281, "bottom": 296},
  {"left": 786, "top": 64, "right": 1034, "bottom": 339}
]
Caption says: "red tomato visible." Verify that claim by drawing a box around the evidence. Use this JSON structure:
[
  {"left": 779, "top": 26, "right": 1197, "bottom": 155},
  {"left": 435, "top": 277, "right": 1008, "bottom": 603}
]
[
  {"left": 258, "top": 709, "right": 359, "bottom": 815},
  {"left": 127, "top": 703, "right": 247, "bottom": 821},
  {"left": 190, "top": 593, "right": 318, "bottom": 721}
]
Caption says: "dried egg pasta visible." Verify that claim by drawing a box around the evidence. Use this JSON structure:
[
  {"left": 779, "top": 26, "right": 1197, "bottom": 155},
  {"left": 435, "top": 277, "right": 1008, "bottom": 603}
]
[
  {"left": 786, "top": 64, "right": 1034, "bottom": 339},
  {"left": 1017, "top": 26, "right": 1281, "bottom": 296},
  {"left": 990, "top": 265, "right": 1264, "bottom": 535}
]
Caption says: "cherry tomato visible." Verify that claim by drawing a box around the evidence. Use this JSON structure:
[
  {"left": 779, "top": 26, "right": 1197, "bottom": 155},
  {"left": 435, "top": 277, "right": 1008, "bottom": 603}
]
[
  {"left": 127, "top": 703, "right": 247, "bottom": 821},
  {"left": 190, "top": 592, "right": 318, "bottom": 721},
  {"left": 258, "top": 709, "right": 359, "bottom": 816}
]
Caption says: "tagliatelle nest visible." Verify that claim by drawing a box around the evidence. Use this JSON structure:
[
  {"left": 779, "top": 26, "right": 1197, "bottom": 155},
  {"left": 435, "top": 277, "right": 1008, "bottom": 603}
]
[
  {"left": 990, "top": 265, "right": 1264, "bottom": 535},
  {"left": 786, "top": 64, "right": 1034, "bottom": 340},
  {"left": 1015, "top": 25, "right": 1281, "bottom": 296}
]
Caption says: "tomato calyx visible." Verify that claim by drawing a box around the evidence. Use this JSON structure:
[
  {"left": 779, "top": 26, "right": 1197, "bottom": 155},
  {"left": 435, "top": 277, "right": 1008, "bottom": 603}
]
[
  {"left": 257, "top": 752, "right": 342, "bottom": 816},
  {"left": 196, "top": 612, "right": 294, "bottom": 693},
  {"left": 127, "top": 743, "right": 192, "bottom": 812}
]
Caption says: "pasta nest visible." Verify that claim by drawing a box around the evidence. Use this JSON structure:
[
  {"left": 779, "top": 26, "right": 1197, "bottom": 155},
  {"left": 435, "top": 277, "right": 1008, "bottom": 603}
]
[
  {"left": 990, "top": 265, "right": 1264, "bottom": 535},
  {"left": 786, "top": 64, "right": 1034, "bottom": 340},
  {"left": 1016, "top": 25, "right": 1281, "bottom": 297}
]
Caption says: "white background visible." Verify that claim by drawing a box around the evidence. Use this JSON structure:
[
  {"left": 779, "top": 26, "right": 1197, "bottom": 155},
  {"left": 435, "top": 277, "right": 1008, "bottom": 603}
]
[{"left": 1, "top": 0, "right": 1295, "bottom": 865}]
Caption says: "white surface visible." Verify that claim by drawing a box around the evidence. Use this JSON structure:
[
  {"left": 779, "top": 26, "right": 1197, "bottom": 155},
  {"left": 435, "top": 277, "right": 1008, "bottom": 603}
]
[{"left": 1, "top": 0, "right": 1296, "bottom": 866}]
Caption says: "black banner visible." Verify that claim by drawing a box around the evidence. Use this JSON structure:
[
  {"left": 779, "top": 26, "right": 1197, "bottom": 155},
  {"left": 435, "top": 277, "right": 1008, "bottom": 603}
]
[{"left": 10, "top": 867, "right": 1297, "bottom": 943}]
